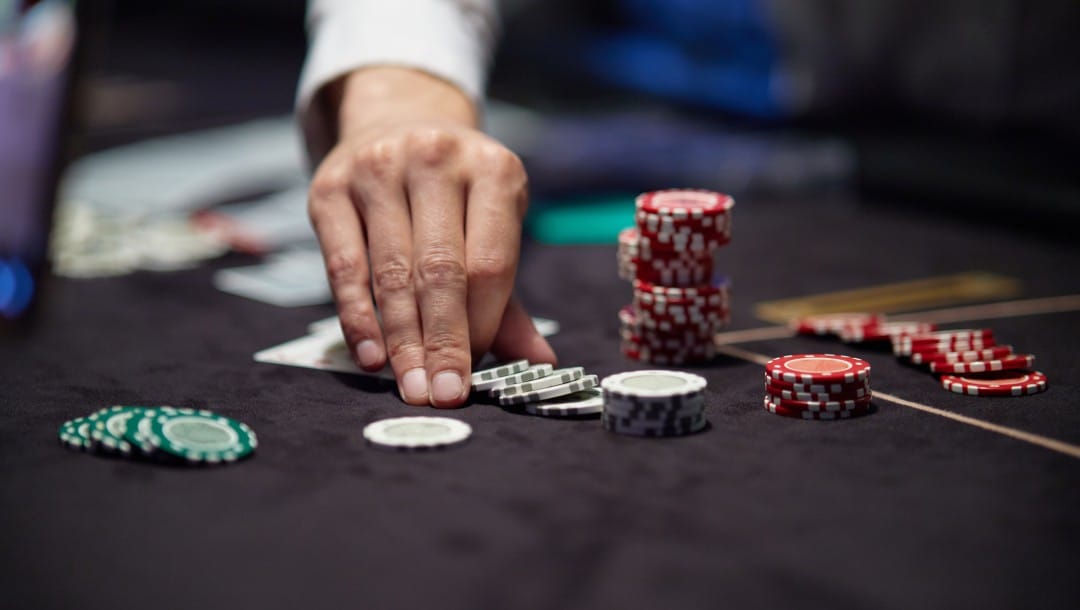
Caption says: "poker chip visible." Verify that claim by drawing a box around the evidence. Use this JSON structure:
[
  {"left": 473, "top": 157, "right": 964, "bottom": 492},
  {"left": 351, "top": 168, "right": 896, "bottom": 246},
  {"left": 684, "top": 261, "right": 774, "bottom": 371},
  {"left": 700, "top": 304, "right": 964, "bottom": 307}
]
[
  {"left": 523, "top": 389, "right": 604, "bottom": 417},
  {"left": 766, "top": 354, "right": 871, "bottom": 384},
  {"left": 909, "top": 345, "right": 1014, "bottom": 365},
  {"left": 764, "top": 383, "right": 870, "bottom": 402},
  {"left": 363, "top": 416, "right": 472, "bottom": 452},
  {"left": 470, "top": 359, "right": 529, "bottom": 384},
  {"left": 498, "top": 374, "right": 599, "bottom": 407},
  {"left": 928, "top": 354, "right": 1035, "bottom": 375},
  {"left": 58, "top": 416, "right": 95, "bottom": 451},
  {"left": 766, "top": 393, "right": 872, "bottom": 413},
  {"left": 146, "top": 410, "right": 258, "bottom": 463},
  {"left": 940, "top": 370, "right": 1048, "bottom": 397},
  {"left": 763, "top": 397, "right": 870, "bottom": 421},
  {"left": 472, "top": 363, "right": 554, "bottom": 393},
  {"left": 58, "top": 405, "right": 257, "bottom": 466},
  {"left": 635, "top": 189, "right": 735, "bottom": 218},
  {"left": 87, "top": 406, "right": 151, "bottom": 455},
  {"left": 790, "top": 312, "right": 884, "bottom": 336},
  {"left": 496, "top": 367, "right": 585, "bottom": 397},
  {"left": 839, "top": 321, "right": 936, "bottom": 343},
  {"left": 765, "top": 375, "right": 871, "bottom": 395}
]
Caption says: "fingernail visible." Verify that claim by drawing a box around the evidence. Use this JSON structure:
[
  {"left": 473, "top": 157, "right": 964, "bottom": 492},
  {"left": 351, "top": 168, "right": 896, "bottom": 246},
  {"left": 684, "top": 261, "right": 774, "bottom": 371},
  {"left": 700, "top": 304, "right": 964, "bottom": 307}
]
[
  {"left": 401, "top": 368, "right": 428, "bottom": 403},
  {"left": 355, "top": 340, "right": 380, "bottom": 368},
  {"left": 431, "top": 371, "right": 464, "bottom": 404}
]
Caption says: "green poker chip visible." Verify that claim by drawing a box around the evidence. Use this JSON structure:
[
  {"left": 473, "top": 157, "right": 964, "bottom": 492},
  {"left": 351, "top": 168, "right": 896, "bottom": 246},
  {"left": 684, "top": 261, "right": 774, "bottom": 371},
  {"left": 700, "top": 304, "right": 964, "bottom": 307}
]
[
  {"left": 122, "top": 406, "right": 175, "bottom": 456},
  {"left": 58, "top": 416, "right": 95, "bottom": 451},
  {"left": 87, "top": 406, "right": 152, "bottom": 455},
  {"left": 145, "top": 410, "right": 257, "bottom": 463}
]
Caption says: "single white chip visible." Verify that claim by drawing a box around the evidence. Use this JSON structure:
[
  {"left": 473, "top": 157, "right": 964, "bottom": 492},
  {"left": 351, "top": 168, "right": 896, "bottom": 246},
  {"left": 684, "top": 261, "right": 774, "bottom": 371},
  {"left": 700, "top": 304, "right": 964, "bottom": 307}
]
[
  {"left": 363, "top": 416, "right": 472, "bottom": 451},
  {"left": 601, "top": 370, "right": 707, "bottom": 399},
  {"left": 498, "top": 375, "right": 599, "bottom": 407},
  {"left": 496, "top": 366, "right": 584, "bottom": 397},
  {"left": 524, "top": 388, "right": 604, "bottom": 417},
  {"left": 473, "top": 363, "right": 554, "bottom": 393},
  {"left": 470, "top": 359, "right": 529, "bottom": 384}
]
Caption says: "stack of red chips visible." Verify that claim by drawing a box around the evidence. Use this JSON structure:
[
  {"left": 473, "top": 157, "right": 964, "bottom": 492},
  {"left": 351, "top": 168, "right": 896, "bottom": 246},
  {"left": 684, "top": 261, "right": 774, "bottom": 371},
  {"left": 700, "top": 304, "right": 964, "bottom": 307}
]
[{"left": 617, "top": 189, "right": 734, "bottom": 365}]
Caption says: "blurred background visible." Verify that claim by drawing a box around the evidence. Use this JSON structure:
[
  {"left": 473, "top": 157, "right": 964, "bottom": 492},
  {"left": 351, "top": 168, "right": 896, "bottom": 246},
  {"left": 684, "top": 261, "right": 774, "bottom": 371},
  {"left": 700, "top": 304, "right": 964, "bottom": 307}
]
[{"left": 2, "top": 0, "right": 1079, "bottom": 323}]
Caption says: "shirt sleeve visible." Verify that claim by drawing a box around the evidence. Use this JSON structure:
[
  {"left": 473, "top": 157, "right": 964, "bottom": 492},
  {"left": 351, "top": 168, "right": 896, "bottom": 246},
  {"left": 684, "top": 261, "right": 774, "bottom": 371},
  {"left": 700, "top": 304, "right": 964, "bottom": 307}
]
[{"left": 296, "top": 0, "right": 499, "bottom": 166}]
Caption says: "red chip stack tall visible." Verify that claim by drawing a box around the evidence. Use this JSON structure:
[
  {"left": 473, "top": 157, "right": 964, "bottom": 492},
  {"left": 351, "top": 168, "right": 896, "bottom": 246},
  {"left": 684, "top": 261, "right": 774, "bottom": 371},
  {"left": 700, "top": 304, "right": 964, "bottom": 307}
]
[{"left": 617, "top": 189, "right": 734, "bottom": 365}]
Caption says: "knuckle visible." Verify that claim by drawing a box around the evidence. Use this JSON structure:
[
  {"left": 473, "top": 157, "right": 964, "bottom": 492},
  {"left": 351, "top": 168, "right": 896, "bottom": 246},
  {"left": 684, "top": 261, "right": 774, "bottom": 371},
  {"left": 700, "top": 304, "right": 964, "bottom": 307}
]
[
  {"left": 351, "top": 140, "right": 401, "bottom": 182},
  {"left": 371, "top": 258, "right": 413, "bottom": 293},
  {"left": 468, "top": 254, "right": 513, "bottom": 284},
  {"left": 483, "top": 145, "right": 526, "bottom": 181},
  {"left": 415, "top": 251, "right": 467, "bottom": 289},
  {"left": 324, "top": 251, "right": 369, "bottom": 286},
  {"left": 408, "top": 128, "right": 458, "bottom": 166},
  {"left": 385, "top": 335, "right": 424, "bottom": 362},
  {"left": 307, "top": 168, "right": 350, "bottom": 219},
  {"left": 424, "top": 329, "right": 470, "bottom": 359}
]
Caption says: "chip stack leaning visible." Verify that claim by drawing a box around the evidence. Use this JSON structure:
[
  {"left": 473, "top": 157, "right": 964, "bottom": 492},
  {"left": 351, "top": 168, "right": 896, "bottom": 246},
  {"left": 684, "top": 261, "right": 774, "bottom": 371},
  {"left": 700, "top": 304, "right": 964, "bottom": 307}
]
[
  {"left": 764, "top": 354, "right": 873, "bottom": 420},
  {"left": 601, "top": 370, "right": 709, "bottom": 437},
  {"left": 617, "top": 189, "right": 734, "bottom": 365}
]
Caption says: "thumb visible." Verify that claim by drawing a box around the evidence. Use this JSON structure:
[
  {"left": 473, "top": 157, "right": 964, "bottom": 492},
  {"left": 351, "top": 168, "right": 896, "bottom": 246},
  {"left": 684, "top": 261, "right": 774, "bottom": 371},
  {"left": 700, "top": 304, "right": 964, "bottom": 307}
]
[{"left": 488, "top": 295, "right": 558, "bottom": 366}]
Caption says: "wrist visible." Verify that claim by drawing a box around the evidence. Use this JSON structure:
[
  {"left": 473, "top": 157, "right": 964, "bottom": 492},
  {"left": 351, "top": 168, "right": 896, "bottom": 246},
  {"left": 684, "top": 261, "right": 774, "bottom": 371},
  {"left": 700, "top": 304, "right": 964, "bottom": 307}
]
[{"left": 326, "top": 66, "right": 478, "bottom": 140}]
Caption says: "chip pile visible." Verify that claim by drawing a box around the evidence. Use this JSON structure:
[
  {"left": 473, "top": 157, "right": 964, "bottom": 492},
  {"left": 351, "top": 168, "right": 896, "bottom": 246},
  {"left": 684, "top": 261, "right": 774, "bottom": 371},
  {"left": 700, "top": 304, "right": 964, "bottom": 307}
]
[
  {"left": 617, "top": 189, "right": 734, "bottom": 364},
  {"left": 764, "top": 354, "right": 873, "bottom": 420},
  {"left": 791, "top": 312, "right": 1049, "bottom": 397},
  {"left": 601, "top": 370, "right": 708, "bottom": 436},
  {"left": 891, "top": 328, "right": 1048, "bottom": 396},
  {"left": 58, "top": 405, "right": 257, "bottom": 464},
  {"left": 471, "top": 359, "right": 604, "bottom": 417}
]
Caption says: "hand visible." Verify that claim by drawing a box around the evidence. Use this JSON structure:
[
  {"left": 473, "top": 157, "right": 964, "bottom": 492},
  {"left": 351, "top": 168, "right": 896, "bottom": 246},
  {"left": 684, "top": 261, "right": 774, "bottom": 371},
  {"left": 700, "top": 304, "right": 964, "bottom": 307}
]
[{"left": 308, "top": 67, "right": 556, "bottom": 408}]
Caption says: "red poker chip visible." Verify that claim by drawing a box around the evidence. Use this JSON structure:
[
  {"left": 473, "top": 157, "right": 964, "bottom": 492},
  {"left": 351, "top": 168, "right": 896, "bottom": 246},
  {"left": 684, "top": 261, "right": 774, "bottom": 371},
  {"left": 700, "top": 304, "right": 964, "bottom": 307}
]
[
  {"left": 764, "top": 381, "right": 871, "bottom": 402},
  {"left": 840, "top": 321, "right": 937, "bottom": 343},
  {"left": 940, "top": 370, "right": 1048, "bottom": 397},
  {"left": 635, "top": 210, "right": 731, "bottom": 236},
  {"left": 635, "top": 189, "right": 735, "bottom": 218},
  {"left": 633, "top": 278, "right": 728, "bottom": 299},
  {"left": 633, "top": 300, "right": 729, "bottom": 319},
  {"left": 764, "top": 375, "right": 870, "bottom": 395},
  {"left": 790, "top": 312, "right": 884, "bottom": 336},
  {"left": 905, "top": 328, "right": 994, "bottom": 343},
  {"left": 635, "top": 230, "right": 730, "bottom": 252},
  {"left": 630, "top": 267, "right": 713, "bottom": 288},
  {"left": 766, "top": 392, "right": 872, "bottom": 412},
  {"left": 929, "top": 354, "right": 1035, "bottom": 375},
  {"left": 762, "top": 397, "right": 870, "bottom": 421},
  {"left": 893, "top": 338, "right": 996, "bottom": 357},
  {"left": 621, "top": 343, "right": 715, "bottom": 366},
  {"left": 766, "top": 354, "right": 871, "bottom": 384},
  {"left": 909, "top": 345, "right": 1014, "bottom": 365}
]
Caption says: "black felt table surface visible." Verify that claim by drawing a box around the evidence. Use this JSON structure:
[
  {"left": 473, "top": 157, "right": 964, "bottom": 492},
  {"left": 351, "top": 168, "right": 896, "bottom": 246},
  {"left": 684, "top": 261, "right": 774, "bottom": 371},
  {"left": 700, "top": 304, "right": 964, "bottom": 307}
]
[{"left": 3, "top": 199, "right": 1079, "bottom": 610}]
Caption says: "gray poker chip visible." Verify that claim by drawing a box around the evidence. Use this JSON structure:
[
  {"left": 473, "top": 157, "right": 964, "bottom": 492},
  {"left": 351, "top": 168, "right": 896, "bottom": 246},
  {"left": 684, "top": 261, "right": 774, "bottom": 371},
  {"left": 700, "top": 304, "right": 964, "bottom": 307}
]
[
  {"left": 523, "top": 388, "right": 604, "bottom": 417},
  {"left": 498, "top": 375, "right": 599, "bottom": 407},
  {"left": 496, "top": 367, "right": 585, "bottom": 397},
  {"left": 473, "top": 363, "right": 554, "bottom": 393},
  {"left": 470, "top": 359, "right": 529, "bottom": 384}
]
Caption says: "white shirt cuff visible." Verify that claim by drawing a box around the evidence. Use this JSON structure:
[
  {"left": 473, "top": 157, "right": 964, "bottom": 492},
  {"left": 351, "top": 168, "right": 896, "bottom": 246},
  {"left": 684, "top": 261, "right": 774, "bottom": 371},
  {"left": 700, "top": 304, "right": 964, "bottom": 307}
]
[{"left": 296, "top": 0, "right": 497, "bottom": 166}]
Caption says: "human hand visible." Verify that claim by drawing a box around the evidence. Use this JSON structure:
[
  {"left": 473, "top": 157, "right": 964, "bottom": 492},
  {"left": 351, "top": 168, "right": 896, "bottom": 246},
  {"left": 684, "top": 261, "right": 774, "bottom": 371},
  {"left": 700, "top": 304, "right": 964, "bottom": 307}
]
[{"left": 308, "top": 67, "right": 556, "bottom": 407}]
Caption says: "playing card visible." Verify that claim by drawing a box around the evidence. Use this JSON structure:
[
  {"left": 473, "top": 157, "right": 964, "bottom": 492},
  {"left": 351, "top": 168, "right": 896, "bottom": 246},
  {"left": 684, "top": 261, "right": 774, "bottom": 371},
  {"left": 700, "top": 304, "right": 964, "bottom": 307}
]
[
  {"left": 213, "top": 247, "right": 330, "bottom": 307},
  {"left": 253, "top": 326, "right": 392, "bottom": 378}
]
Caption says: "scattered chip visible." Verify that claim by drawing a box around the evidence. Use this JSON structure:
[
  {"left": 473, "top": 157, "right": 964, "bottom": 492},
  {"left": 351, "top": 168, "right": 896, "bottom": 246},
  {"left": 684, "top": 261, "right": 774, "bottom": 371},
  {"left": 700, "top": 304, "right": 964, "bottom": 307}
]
[
  {"left": 145, "top": 410, "right": 257, "bottom": 463},
  {"left": 524, "top": 389, "right": 604, "bottom": 417},
  {"left": 496, "top": 367, "right": 585, "bottom": 397},
  {"left": 472, "top": 363, "right": 554, "bottom": 393},
  {"left": 940, "top": 370, "right": 1048, "bottom": 397},
  {"left": 470, "top": 359, "right": 529, "bottom": 384},
  {"left": 929, "top": 354, "right": 1035, "bottom": 375},
  {"left": 363, "top": 416, "right": 472, "bottom": 452},
  {"left": 498, "top": 374, "right": 599, "bottom": 407}
]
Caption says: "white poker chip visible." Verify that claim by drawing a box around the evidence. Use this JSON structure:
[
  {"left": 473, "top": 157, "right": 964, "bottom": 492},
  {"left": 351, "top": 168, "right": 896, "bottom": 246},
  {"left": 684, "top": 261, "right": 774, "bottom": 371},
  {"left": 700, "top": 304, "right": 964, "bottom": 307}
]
[
  {"left": 524, "top": 388, "right": 604, "bottom": 417},
  {"left": 498, "top": 375, "right": 599, "bottom": 406},
  {"left": 496, "top": 367, "right": 585, "bottom": 397},
  {"left": 362, "top": 416, "right": 472, "bottom": 452},
  {"left": 601, "top": 370, "right": 707, "bottom": 400},
  {"left": 470, "top": 359, "right": 529, "bottom": 384},
  {"left": 472, "top": 363, "right": 554, "bottom": 393}
]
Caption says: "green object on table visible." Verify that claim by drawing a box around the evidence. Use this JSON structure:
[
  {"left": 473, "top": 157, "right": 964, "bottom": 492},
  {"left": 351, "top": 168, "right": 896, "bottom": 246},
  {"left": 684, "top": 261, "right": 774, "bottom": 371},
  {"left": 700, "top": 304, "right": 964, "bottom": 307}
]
[{"left": 525, "top": 194, "right": 636, "bottom": 245}]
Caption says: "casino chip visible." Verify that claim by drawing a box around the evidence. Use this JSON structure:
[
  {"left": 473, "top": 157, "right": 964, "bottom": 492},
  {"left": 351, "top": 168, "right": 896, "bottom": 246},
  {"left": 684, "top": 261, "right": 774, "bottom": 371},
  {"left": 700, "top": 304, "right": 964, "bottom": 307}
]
[
  {"left": 790, "top": 312, "right": 884, "bottom": 337},
  {"left": 940, "top": 370, "right": 1048, "bottom": 397},
  {"left": 601, "top": 370, "right": 708, "bottom": 437},
  {"left": 58, "top": 405, "right": 257, "bottom": 465},
  {"left": 524, "top": 388, "right": 605, "bottom": 417},
  {"left": 761, "top": 354, "right": 873, "bottom": 421},
  {"left": 470, "top": 359, "right": 529, "bottom": 385},
  {"left": 363, "top": 416, "right": 472, "bottom": 451},
  {"left": 496, "top": 367, "right": 585, "bottom": 397},
  {"left": 616, "top": 189, "right": 734, "bottom": 365},
  {"left": 498, "top": 374, "right": 599, "bottom": 407},
  {"left": 928, "top": 354, "right": 1035, "bottom": 375},
  {"left": 766, "top": 354, "right": 871, "bottom": 384},
  {"left": 472, "top": 363, "right": 554, "bottom": 393}
]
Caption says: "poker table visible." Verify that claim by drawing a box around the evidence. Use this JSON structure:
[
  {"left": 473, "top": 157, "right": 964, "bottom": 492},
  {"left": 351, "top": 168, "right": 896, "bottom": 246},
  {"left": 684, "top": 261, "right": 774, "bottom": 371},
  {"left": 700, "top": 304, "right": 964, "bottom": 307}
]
[{"left": 3, "top": 196, "right": 1079, "bottom": 610}]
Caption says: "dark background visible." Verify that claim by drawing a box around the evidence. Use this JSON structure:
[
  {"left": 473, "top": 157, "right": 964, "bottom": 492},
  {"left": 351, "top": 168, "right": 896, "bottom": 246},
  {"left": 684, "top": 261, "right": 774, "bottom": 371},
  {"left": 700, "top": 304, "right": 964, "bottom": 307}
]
[{"left": 74, "top": 0, "right": 1080, "bottom": 234}]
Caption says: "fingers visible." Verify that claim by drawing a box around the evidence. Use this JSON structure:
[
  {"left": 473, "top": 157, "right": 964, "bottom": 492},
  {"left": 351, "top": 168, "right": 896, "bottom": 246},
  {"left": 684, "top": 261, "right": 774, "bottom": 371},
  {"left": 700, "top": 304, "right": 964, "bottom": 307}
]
[
  {"left": 464, "top": 146, "right": 528, "bottom": 360},
  {"left": 490, "top": 295, "right": 558, "bottom": 366},
  {"left": 408, "top": 131, "right": 471, "bottom": 408},
  {"left": 308, "top": 158, "right": 386, "bottom": 373}
]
